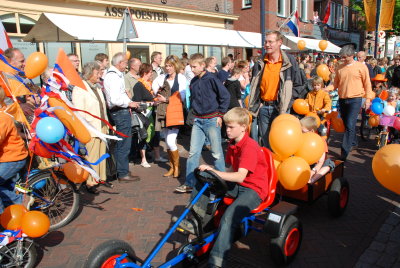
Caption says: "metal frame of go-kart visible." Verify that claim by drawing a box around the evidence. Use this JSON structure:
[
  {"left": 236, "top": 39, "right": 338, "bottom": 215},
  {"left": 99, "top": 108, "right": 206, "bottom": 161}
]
[{"left": 85, "top": 149, "right": 303, "bottom": 268}]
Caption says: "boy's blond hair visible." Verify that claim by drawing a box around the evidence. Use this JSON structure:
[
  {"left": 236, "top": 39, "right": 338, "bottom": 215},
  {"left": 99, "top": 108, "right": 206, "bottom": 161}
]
[
  {"left": 300, "top": 116, "right": 318, "bottom": 132},
  {"left": 223, "top": 107, "right": 250, "bottom": 126},
  {"left": 312, "top": 76, "right": 324, "bottom": 86},
  {"left": 189, "top": 53, "right": 205, "bottom": 65},
  {"left": 231, "top": 67, "right": 242, "bottom": 76}
]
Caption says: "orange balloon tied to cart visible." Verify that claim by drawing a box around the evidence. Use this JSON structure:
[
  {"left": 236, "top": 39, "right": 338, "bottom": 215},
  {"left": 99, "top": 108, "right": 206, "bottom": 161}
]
[
  {"left": 0, "top": 204, "right": 28, "bottom": 230},
  {"left": 21, "top": 211, "right": 50, "bottom": 238},
  {"left": 269, "top": 120, "right": 303, "bottom": 159},
  {"left": 63, "top": 162, "right": 89, "bottom": 184},
  {"left": 294, "top": 132, "right": 325, "bottom": 165},
  {"left": 297, "top": 40, "right": 306, "bottom": 50},
  {"left": 372, "top": 144, "right": 400, "bottom": 194},
  {"left": 278, "top": 156, "right": 311, "bottom": 190},
  {"left": 272, "top": 113, "right": 301, "bottom": 128}
]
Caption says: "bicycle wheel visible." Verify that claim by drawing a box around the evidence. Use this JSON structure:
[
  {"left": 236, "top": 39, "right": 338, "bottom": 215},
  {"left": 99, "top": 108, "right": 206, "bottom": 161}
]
[
  {"left": 26, "top": 170, "right": 80, "bottom": 231},
  {"left": 0, "top": 239, "right": 37, "bottom": 268}
]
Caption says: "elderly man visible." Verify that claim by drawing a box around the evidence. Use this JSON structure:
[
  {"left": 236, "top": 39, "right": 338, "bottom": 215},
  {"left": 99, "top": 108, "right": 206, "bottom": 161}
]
[
  {"left": 124, "top": 58, "right": 141, "bottom": 99},
  {"left": 335, "top": 46, "right": 373, "bottom": 160},
  {"left": 103, "top": 52, "right": 141, "bottom": 182},
  {"left": 247, "top": 30, "right": 303, "bottom": 147}
]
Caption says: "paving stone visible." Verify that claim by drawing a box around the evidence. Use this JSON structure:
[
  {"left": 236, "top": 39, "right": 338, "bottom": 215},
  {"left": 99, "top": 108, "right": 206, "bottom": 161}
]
[
  {"left": 358, "top": 249, "right": 381, "bottom": 264},
  {"left": 376, "top": 253, "right": 397, "bottom": 268},
  {"left": 368, "top": 241, "right": 386, "bottom": 253},
  {"left": 379, "top": 223, "right": 394, "bottom": 234}
]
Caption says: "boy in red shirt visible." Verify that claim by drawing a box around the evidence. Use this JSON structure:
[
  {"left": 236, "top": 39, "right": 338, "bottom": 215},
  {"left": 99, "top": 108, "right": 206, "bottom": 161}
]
[{"left": 184, "top": 107, "right": 269, "bottom": 268}]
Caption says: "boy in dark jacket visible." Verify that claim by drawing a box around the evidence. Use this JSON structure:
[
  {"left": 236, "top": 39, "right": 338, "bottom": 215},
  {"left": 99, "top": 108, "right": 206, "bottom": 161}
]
[
  {"left": 175, "top": 53, "right": 230, "bottom": 193},
  {"left": 225, "top": 67, "right": 243, "bottom": 109}
]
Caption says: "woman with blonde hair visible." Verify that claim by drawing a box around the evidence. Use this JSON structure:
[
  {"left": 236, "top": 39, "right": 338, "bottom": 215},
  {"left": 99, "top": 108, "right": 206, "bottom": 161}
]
[{"left": 152, "top": 55, "right": 187, "bottom": 178}]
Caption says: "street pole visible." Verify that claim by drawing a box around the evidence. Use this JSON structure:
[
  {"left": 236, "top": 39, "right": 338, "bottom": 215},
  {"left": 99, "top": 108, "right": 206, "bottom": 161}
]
[
  {"left": 374, "top": 0, "right": 382, "bottom": 58},
  {"left": 261, "top": 0, "right": 265, "bottom": 56},
  {"left": 123, "top": 8, "right": 128, "bottom": 54}
]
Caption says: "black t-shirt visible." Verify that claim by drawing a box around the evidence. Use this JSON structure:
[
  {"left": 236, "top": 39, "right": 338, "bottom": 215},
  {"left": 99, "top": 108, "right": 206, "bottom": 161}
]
[
  {"left": 132, "top": 81, "right": 154, "bottom": 102},
  {"left": 224, "top": 79, "right": 241, "bottom": 109}
]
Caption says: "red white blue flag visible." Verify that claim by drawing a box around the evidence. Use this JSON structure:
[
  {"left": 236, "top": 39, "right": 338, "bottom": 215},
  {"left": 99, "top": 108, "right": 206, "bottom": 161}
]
[
  {"left": 287, "top": 11, "right": 300, "bottom": 37},
  {"left": 0, "top": 19, "right": 12, "bottom": 54}
]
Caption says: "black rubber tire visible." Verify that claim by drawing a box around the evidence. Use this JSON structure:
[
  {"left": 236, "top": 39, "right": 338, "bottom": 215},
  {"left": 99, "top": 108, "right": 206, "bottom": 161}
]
[
  {"left": 26, "top": 171, "right": 80, "bottom": 231},
  {"left": 0, "top": 239, "right": 37, "bottom": 268},
  {"left": 84, "top": 240, "right": 136, "bottom": 268},
  {"left": 270, "top": 215, "right": 302, "bottom": 266},
  {"left": 328, "top": 177, "right": 350, "bottom": 217}
]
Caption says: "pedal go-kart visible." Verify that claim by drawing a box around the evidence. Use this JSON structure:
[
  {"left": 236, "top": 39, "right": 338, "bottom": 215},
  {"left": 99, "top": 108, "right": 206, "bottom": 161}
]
[{"left": 85, "top": 148, "right": 302, "bottom": 267}]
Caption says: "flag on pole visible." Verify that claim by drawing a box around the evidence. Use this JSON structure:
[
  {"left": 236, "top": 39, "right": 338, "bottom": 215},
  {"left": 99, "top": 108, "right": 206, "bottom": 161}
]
[
  {"left": 322, "top": 1, "right": 331, "bottom": 24},
  {"left": 287, "top": 10, "right": 300, "bottom": 37},
  {"left": 0, "top": 19, "right": 12, "bottom": 54},
  {"left": 117, "top": 8, "right": 139, "bottom": 41}
]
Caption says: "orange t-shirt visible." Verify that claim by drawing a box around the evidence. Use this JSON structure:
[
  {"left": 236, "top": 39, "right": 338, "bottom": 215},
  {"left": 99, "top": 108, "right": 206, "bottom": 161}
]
[
  {"left": 0, "top": 111, "right": 28, "bottom": 162},
  {"left": 260, "top": 55, "right": 282, "bottom": 101}
]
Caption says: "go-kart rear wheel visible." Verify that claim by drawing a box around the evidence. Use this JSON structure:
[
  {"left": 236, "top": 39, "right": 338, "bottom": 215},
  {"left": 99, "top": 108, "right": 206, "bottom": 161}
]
[
  {"left": 328, "top": 177, "right": 349, "bottom": 217},
  {"left": 84, "top": 240, "right": 136, "bottom": 268},
  {"left": 270, "top": 215, "right": 302, "bottom": 266}
]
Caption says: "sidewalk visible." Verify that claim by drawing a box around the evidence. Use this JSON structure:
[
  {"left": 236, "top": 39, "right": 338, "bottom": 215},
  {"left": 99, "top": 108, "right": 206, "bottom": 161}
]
[{"left": 35, "top": 132, "right": 400, "bottom": 267}]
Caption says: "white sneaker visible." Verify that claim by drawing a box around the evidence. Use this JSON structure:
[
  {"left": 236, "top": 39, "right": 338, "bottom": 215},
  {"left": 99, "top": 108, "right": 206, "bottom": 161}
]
[
  {"left": 141, "top": 162, "right": 151, "bottom": 168},
  {"left": 154, "top": 157, "right": 168, "bottom": 163}
]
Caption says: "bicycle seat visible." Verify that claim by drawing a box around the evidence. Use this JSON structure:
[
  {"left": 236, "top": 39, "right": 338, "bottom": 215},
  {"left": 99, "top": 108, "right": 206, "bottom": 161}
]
[
  {"left": 194, "top": 168, "right": 228, "bottom": 197},
  {"left": 223, "top": 147, "right": 278, "bottom": 213}
]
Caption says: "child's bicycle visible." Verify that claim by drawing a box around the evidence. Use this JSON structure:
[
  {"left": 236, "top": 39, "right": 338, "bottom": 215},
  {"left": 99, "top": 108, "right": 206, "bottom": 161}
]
[
  {"left": 85, "top": 148, "right": 302, "bottom": 267},
  {"left": 16, "top": 167, "right": 80, "bottom": 231},
  {"left": 0, "top": 229, "right": 37, "bottom": 267},
  {"left": 376, "top": 113, "right": 400, "bottom": 148}
]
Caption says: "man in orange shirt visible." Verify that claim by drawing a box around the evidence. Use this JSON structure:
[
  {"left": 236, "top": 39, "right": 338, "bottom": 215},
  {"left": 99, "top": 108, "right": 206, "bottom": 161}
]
[
  {"left": 247, "top": 31, "right": 304, "bottom": 147},
  {"left": 334, "top": 45, "right": 373, "bottom": 160},
  {"left": 0, "top": 87, "right": 28, "bottom": 213}
]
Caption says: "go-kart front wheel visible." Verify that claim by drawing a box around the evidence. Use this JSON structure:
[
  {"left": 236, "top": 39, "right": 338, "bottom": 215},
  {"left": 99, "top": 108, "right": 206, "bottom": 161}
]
[
  {"left": 328, "top": 177, "right": 349, "bottom": 217},
  {"left": 270, "top": 215, "right": 302, "bottom": 266},
  {"left": 84, "top": 240, "right": 137, "bottom": 268}
]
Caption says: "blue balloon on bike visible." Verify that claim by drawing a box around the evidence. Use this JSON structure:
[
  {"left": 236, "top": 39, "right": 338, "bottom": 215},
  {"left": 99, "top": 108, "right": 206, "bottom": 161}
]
[
  {"left": 36, "top": 117, "right": 65, "bottom": 144},
  {"left": 372, "top": 97, "right": 382, "bottom": 104},
  {"left": 371, "top": 102, "right": 384, "bottom": 115}
]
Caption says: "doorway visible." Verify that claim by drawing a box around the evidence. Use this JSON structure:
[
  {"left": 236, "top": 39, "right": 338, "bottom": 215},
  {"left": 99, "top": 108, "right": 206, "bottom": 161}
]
[{"left": 127, "top": 46, "right": 150, "bottom": 63}]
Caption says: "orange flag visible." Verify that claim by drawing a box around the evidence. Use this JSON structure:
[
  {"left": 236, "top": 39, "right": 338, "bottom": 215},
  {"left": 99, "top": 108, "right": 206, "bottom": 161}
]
[
  {"left": 380, "top": 0, "right": 395, "bottom": 31},
  {"left": 5, "top": 102, "right": 31, "bottom": 130},
  {"left": 55, "top": 48, "right": 85, "bottom": 90}
]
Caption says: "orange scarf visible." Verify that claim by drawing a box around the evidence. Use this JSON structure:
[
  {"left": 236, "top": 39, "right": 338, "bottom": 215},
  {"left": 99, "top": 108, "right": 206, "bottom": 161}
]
[{"left": 138, "top": 78, "right": 153, "bottom": 94}]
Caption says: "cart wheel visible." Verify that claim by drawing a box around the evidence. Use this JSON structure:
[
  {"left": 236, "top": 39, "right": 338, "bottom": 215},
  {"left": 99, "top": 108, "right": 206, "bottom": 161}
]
[
  {"left": 270, "top": 215, "right": 302, "bottom": 266},
  {"left": 84, "top": 240, "right": 137, "bottom": 268},
  {"left": 328, "top": 177, "right": 349, "bottom": 217}
]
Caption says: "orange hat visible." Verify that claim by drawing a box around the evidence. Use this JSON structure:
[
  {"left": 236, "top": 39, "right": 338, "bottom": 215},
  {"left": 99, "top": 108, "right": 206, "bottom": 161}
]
[{"left": 372, "top": 74, "right": 387, "bottom": 82}]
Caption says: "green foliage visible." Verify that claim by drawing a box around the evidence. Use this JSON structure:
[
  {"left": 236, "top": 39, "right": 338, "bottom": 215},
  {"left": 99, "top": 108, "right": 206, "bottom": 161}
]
[{"left": 393, "top": 0, "right": 400, "bottom": 34}]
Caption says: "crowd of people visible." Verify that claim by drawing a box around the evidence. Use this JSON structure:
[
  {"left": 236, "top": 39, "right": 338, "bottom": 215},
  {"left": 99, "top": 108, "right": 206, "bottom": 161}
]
[{"left": 1, "top": 30, "right": 400, "bottom": 267}]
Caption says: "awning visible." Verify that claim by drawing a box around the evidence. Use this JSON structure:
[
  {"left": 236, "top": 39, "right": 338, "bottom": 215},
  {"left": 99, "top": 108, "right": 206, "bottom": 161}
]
[
  {"left": 283, "top": 35, "right": 341, "bottom": 54},
  {"left": 24, "top": 13, "right": 282, "bottom": 49}
]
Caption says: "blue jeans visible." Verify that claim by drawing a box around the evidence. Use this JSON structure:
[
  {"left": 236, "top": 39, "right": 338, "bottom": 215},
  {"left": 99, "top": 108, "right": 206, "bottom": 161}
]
[
  {"left": 258, "top": 105, "right": 279, "bottom": 148},
  {"left": 339, "top": 97, "right": 362, "bottom": 157},
  {"left": 185, "top": 117, "right": 225, "bottom": 187},
  {"left": 111, "top": 109, "right": 132, "bottom": 178},
  {"left": 209, "top": 185, "right": 261, "bottom": 267},
  {"left": 0, "top": 159, "right": 26, "bottom": 213}
]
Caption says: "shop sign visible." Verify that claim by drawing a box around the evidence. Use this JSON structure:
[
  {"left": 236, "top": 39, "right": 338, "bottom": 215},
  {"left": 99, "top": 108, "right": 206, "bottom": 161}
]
[{"left": 105, "top": 7, "right": 168, "bottom": 22}]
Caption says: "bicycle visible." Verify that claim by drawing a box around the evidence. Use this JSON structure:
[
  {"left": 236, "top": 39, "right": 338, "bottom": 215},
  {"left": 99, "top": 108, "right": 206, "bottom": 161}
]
[
  {"left": 0, "top": 229, "right": 37, "bottom": 268},
  {"left": 16, "top": 167, "right": 80, "bottom": 231},
  {"left": 376, "top": 113, "right": 400, "bottom": 149},
  {"left": 360, "top": 108, "right": 380, "bottom": 141}
]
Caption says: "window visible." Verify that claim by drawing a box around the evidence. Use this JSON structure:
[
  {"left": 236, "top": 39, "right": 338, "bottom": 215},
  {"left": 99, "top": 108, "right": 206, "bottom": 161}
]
[
  {"left": 328, "top": 2, "right": 335, "bottom": 28},
  {"left": 277, "top": 0, "right": 285, "bottom": 17},
  {"left": 188, "top": 45, "right": 204, "bottom": 56},
  {"left": 301, "top": 0, "right": 308, "bottom": 21},
  {"left": 19, "top": 15, "right": 35, "bottom": 34},
  {"left": 343, "top": 6, "right": 349, "bottom": 31},
  {"left": 80, "top": 43, "right": 108, "bottom": 65},
  {"left": 242, "top": 0, "right": 252, "bottom": 9},
  {"left": 0, "top": 14, "right": 17, "bottom": 33},
  {"left": 290, "top": 0, "right": 297, "bottom": 15},
  {"left": 44, "top": 42, "right": 73, "bottom": 67},
  {"left": 336, "top": 4, "right": 343, "bottom": 29},
  {"left": 166, "top": 44, "right": 184, "bottom": 57},
  {"left": 207, "top": 46, "right": 222, "bottom": 65}
]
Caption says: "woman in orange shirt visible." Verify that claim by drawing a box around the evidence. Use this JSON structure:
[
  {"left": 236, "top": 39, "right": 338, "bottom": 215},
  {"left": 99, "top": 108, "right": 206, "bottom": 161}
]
[{"left": 0, "top": 87, "right": 28, "bottom": 213}]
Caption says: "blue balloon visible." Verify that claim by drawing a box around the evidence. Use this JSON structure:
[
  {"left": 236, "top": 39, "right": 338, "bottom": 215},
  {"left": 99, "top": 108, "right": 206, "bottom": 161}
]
[
  {"left": 371, "top": 102, "right": 384, "bottom": 115},
  {"left": 36, "top": 117, "right": 65, "bottom": 144},
  {"left": 372, "top": 98, "right": 382, "bottom": 104}
]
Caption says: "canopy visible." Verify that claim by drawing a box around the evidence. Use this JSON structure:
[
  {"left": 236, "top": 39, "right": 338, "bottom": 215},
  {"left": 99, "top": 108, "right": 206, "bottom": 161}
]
[
  {"left": 283, "top": 35, "right": 341, "bottom": 54},
  {"left": 23, "top": 13, "right": 289, "bottom": 49}
]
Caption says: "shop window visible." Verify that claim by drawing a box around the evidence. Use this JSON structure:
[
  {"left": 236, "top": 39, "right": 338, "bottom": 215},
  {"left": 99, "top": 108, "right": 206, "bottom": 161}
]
[
  {"left": 277, "top": 0, "right": 285, "bottom": 17},
  {"left": 207, "top": 46, "right": 222, "bottom": 65},
  {"left": 19, "top": 15, "right": 36, "bottom": 34},
  {"left": 188, "top": 45, "right": 204, "bottom": 56},
  {"left": 0, "top": 14, "right": 17, "bottom": 33},
  {"left": 242, "top": 0, "right": 252, "bottom": 9},
  {"left": 166, "top": 44, "right": 184, "bottom": 57},
  {"left": 44, "top": 42, "right": 73, "bottom": 67},
  {"left": 80, "top": 43, "right": 108, "bottom": 65},
  {"left": 127, "top": 45, "right": 149, "bottom": 64}
]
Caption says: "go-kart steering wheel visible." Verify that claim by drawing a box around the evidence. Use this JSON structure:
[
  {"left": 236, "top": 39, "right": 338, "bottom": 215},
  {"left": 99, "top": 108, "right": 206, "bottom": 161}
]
[{"left": 194, "top": 168, "right": 228, "bottom": 196}]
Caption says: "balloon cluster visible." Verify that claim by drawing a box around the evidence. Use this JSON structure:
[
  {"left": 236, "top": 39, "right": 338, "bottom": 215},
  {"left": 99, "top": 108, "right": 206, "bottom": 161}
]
[
  {"left": 269, "top": 114, "right": 325, "bottom": 190},
  {"left": 0, "top": 205, "right": 50, "bottom": 238}
]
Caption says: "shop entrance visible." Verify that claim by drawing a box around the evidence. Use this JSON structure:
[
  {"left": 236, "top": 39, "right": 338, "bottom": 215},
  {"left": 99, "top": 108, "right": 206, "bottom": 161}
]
[{"left": 127, "top": 46, "right": 150, "bottom": 63}]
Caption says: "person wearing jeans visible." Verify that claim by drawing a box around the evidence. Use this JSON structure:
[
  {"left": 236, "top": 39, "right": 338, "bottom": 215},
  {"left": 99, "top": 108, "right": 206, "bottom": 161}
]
[{"left": 334, "top": 45, "right": 373, "bottom": 160}]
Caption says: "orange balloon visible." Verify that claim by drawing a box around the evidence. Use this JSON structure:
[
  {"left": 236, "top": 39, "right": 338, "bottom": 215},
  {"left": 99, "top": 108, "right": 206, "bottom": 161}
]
[
  {"left": 306, "top": 112, "right": 321, "bottom": 127},
  {"left": 63, "top": 162, "right": 89, "bottom": 183},
  {"left": 126, "top": 51, "right": 131, "bottom": 60},
  {"left": 372, "top": 144, "right": 400, "bottom": 194},
  {"left": 325, "top": 111, "right": 338, "bottom": 120},
  {"left": 322, "top": 72, "right": 330, "bottom": 82},
  {"left": 278, "top": 156, "right": 311, "bottom": 190},
  {"left": 316, "top": 64, "right": 330, "bottom": 79},
  {"left": 331, "top": 117, "right": 345, "bottom": 132},
  {"left": 0, "top": 204, "right": 28, "bottom": 230},
  {"left": 25, "top": 52, "right": 48, "bottom": 79},
  {"left": 21, "top": 211, "right": 50, "bottom": 238},
  {"left": 379, "top": 90, "right": 388, "bottom": 100},
  {"left": 269, "top": 120, "right": 303, "bottom": 159},
  {"left": 294, "top": 132, "right": 325, "bottom": 164},
  {"left": 272, "top": 152, "right": 282, "bottom": 170},
  {"left": 368, "top": 115, "right": 380, "bottom": 127},
  {"left": 319, "top": 40, "right": 328, "bottom": 51},
  {"left": 272, "top": 114, "right": 301, "bottom": 127},
  {"left": 297, "top": 40, "right": 306, "bottom": 50},
  {"left": 293, "top": 99, "right": 310, "bottom": 115}
]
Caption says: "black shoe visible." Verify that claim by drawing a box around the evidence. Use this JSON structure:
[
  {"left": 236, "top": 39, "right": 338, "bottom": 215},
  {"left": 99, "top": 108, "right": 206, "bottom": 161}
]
[
  {"left": 99, "top": 181, "right": 114, "bottom": 188},
  {"left": 85, "top": 185, "right": 99, "bottom": 195}
]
